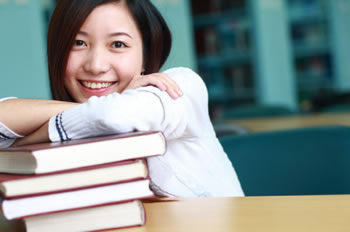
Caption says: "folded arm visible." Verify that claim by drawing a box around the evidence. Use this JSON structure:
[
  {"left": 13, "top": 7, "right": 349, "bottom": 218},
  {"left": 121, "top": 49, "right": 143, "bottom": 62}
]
[
  {"left": 48, "top": 89, "right": 179, "bottom": 141},
  {"left": 0, "top": 98, "right": 78, "bottom": 146},
  {"left": 1, "top": 69, "right": 187, "bottom": 147}
]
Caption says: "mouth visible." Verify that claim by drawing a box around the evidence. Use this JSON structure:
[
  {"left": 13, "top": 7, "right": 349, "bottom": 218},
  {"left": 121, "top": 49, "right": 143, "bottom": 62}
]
[{"left": 80, "top": 81, "right": 116, "bottom": 89}]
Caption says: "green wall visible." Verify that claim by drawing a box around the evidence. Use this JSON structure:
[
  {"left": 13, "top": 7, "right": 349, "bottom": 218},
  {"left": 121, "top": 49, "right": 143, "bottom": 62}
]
[
  {"left": 151, "top": 0, "right": 197, "bottom": 71},
  {"left": 0, "top": 0, "right": 50, "bottom": 99}
]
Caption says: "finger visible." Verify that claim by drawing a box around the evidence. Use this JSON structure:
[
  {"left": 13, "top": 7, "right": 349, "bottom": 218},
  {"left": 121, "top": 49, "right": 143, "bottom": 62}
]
[
  {"left": 139, "top": 75, "right": 168, "bottom": 91},
  {"left": 151, "top": 73, "right": 183, "bottom": 97},
  {"left": 127, "top": 75, "right": 167, "bottom": 91},
  {"left": 128, "top": 73, "right": 183, "bottom": 99},
  {"left": 147, "top": 74, "right": 181, "bottom": 99}
]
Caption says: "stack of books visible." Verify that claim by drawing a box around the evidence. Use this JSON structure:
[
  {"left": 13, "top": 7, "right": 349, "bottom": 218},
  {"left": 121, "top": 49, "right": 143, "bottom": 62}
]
[{"left": 0, "top": 131, "right": 166, "bottom": 232}]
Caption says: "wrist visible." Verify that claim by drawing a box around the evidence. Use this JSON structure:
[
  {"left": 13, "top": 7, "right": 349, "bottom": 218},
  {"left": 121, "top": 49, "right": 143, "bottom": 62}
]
[{"left": 48, "top": 103, "right": 95, "bottom": 142}]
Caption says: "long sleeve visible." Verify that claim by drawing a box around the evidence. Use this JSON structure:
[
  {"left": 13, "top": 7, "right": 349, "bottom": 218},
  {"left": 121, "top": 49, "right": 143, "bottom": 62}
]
[
  {"left": 48, "top": 67, "right": 244, "bottom": 197},
  {"left": 49, "top": 70, "right": 188, "bottom": 142},
  {"left": 48, "top": 87, "right": 185, "bottom": 142}
]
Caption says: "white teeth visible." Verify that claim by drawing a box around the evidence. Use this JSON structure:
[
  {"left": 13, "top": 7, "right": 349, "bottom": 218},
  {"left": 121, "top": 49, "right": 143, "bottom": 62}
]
[{"left": 82, "top": 81, "right": 113, "bottom": 89}]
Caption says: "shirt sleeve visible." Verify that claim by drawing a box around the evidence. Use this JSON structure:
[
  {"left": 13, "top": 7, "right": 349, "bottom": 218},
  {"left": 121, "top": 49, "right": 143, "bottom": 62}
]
[
  {"left": 0, "top": 97, "right": 24, "bottom": 148},
  {"left": 48, "top": 86, "right": 184, "bottom": 141},
  {"left": 48, "top": 68, "right": 197, "bottom": 142}
]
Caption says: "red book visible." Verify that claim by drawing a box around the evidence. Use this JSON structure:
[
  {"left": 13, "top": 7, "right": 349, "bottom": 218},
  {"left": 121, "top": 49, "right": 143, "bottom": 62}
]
[
  {"left": 0, "top": 200, "right": 146, "bottom": 232},
  {"left": 1, "top": 179, "right": 153, "bottom": 220},
  {"left": 0, "top": 131, "right": 166, "bottom": 174},
  {"left": 0, "top": 159, "right": 149, "bottom": 199}
]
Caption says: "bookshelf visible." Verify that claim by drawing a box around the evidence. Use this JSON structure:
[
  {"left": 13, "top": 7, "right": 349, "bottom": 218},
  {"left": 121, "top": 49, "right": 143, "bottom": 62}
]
[
  {"left": 191, "top": 0, "right": 297, "bottom": 119},
  {"left": 191, "top": 0, "right": 255, "bottom": 119},
  {"left": 191, "top": 0, "right": 350, "bottom": 118},
  {"left": 287, "top": 0, "right": 333, "bottom": 110}
]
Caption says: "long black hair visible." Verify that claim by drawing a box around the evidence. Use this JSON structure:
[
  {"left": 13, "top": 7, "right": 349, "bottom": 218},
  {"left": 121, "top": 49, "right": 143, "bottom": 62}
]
[{"left": 47, "top": 0, "right": 172, "bottom": 101}]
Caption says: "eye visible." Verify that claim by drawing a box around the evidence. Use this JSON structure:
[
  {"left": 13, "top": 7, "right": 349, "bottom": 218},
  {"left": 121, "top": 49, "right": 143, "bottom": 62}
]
[
  {"left": 74, "top": 40, "right": 87, "bottom": 47},
  {"left": 112, "top": 41, "right": 126, "bottom": 48}
]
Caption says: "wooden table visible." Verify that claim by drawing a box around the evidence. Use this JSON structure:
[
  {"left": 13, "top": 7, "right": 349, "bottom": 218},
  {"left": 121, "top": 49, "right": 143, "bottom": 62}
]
[
  {"left": 117, "top": 195, "right": 350, "bottom": 232},
  {"left": 225, "top": 112, "right": 350, "bottom": 133},
  {"left": 1, "top": 195, "right": 350, "bottom": 231}
]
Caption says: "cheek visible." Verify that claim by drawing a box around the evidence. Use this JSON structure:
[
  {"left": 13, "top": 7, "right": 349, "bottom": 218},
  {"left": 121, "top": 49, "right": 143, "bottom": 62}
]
[
  {"left": 63, "top": 55, "right": 79, "bottom": 95},
  {"left": 65, "top": 54, "right": 78, "bottom": 79},
  {"left": 117, "top": 52, "right": 143, "bottom": 74}
]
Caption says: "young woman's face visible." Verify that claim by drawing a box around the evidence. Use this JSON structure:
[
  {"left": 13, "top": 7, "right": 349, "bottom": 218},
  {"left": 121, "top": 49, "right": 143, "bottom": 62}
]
[{"left": 64, "top": 2, "right": 144, "bottom": 103}]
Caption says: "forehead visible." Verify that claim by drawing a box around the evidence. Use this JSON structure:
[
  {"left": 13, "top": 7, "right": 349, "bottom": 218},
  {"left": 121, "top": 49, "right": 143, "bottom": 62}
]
[{"left": 80, "top": 2, "right": 140, "bottom": 36}]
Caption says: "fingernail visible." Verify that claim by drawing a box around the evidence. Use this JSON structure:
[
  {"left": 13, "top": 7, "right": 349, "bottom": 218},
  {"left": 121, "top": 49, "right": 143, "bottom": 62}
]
[{"left": 173, "top": 92, "right": 179, "bottom": 99}]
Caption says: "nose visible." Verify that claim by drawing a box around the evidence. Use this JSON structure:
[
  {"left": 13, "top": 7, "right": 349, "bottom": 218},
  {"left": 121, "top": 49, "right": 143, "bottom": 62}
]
[{"left": 84, "top": 47, "right": 111, "bottom": 75}]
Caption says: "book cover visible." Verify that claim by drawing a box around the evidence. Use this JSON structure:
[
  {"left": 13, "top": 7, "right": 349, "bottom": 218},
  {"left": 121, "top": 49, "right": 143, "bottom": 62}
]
[
  {"left": 0, "top": 200, "right": 145, "bottom": 232},
  {"left": 1, "top": 179, "right": 153, "bottom": 220},
  {"left": 0, "top": 131, "right": 166, "bottom": 174},
  {"left": 24, "top": 200, "right": 146, "bottom": 232},
  {"left": 0, "top": 159, "right": 148, "bottom": 199}
]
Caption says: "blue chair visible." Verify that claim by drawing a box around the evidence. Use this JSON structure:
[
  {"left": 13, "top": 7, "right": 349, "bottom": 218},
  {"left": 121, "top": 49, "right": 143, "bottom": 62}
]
[
  {"left": 320, "top": 103, "right": 350, "bottom": 113},
  {"left": 220, "top": 126, "right": 350, "bottom": 196}
]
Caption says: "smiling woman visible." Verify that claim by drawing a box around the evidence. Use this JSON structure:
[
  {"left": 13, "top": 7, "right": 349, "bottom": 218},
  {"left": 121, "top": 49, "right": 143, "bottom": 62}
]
[
  {"left": 48, "top": 0, "right": 172, "bottom": 102},
  {"left": 0, "top": 0, "right": 244, "bottom": 198},
  {"left": 64, "top": 3, "right": 144, "bottom": 102}
]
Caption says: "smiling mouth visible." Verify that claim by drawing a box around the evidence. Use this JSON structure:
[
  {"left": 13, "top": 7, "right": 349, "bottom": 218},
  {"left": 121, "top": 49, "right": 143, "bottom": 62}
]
[{"left": 81, "top": 81, "right": 115, "bottom": 89}]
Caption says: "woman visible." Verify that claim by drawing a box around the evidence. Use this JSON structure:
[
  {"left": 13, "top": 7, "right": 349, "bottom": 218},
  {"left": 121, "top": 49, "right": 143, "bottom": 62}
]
[{"left": 0, "top": 0, "right": 244, "bottom": 197}]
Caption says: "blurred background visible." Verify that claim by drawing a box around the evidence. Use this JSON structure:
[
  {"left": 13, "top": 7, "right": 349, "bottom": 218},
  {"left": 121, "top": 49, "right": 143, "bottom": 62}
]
[{"left": 1, "top": 0, "right": 350, "bottom": 122}]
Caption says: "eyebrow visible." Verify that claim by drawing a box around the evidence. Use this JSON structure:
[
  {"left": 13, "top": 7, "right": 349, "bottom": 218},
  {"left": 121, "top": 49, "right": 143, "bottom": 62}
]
[
  {"left": 77, "top": 31, "right": 133, "bottom": 39},
  {"left": 108, "top": 32, "right": 133, "bottom": 39}
]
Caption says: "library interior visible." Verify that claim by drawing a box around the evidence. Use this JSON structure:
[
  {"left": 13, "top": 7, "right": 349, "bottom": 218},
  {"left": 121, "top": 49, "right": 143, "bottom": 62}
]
[
  {"left": 2, "top": 0, "right": 350, "bottom": 231},
  {"left": 2, "top": 0, "right": 350, "bottom": 121}
]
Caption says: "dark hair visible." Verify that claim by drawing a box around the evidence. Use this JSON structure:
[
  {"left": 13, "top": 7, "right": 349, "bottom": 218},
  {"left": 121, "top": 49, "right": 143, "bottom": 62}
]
[{"left": 47, "top": 0, "right": 172, "bottom": 101}]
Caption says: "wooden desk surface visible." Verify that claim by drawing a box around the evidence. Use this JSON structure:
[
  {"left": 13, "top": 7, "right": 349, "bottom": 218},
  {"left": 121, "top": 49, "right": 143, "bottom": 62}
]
[
  {"left": 117, "top": 195, "right": 350, "bottom": 232},
  {"left": 225, "top": 112, "right": 350, "bottom": 133}
]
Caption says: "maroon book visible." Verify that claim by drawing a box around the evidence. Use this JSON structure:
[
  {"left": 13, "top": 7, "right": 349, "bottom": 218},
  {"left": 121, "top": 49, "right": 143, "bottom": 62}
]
[
  {"left": 0, "top": 131, "right": 166, "bottom": 174},
  {"left": 0, "top": 200, "right": 146, "bottom": 232},
  {"left": 1, "top": 178, "right": 153, "bottom": 220},
  {"left": 0, "top": 159, "right": 149, "bottom": 199}
]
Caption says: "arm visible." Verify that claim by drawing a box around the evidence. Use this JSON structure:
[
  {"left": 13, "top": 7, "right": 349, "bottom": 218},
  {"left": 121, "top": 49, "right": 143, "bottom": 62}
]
[
  {"left": 0, "top": 98, "right": 77, "bottom": 136},
  {"left": 48, "top": 70, "right": 188, "bottom": 142},
  {"left": 0, "top": 98, "right": 78, "bottom": 147},
  {"left": 1, "top": 72, "right": 184, "bottom": 147},
  {"left": 11, "top": 121, "right": 50, "bottom": 147},
  {"left": 48, "top": 90, "right": 168, "bottom": 141},
  {"left": 48, "top": 70, "right": 193, "bottom": 142}
]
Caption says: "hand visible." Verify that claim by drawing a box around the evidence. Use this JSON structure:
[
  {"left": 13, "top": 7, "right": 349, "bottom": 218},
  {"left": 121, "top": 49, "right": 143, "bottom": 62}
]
[{"left": 123, "top": 73, "right": 183, "bottom": 99}]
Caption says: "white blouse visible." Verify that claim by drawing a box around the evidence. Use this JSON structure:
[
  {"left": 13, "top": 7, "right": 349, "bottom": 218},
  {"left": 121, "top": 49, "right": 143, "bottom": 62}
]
[{"left": 0, "top": 68, "right": 244, "bottom": 197}]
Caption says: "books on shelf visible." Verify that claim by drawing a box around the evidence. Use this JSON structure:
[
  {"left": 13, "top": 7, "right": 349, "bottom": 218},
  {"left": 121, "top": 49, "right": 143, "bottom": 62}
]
[
  {"left": 0, "top": 131, "right": 166, "bottom": 174},
  {"left": 0, "top": 159, "right": 148, "bottom": 198}
]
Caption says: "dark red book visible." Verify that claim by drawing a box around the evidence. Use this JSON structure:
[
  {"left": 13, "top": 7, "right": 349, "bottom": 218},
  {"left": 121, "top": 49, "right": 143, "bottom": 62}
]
[
  {"left": 0, "top": 131, "right": 166, "bottom": 174},
  {"left": 0, "top": 159, "right": 148, "bottom": 199},
  {"left": 0, "top": 200, "right": 146, "bottom": 232},
  {"left": 1, "top": 178, "right": 153, "bottom": 220},
  {"left": 24, "top": 200, "right": 146, "bottom": 232}
]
